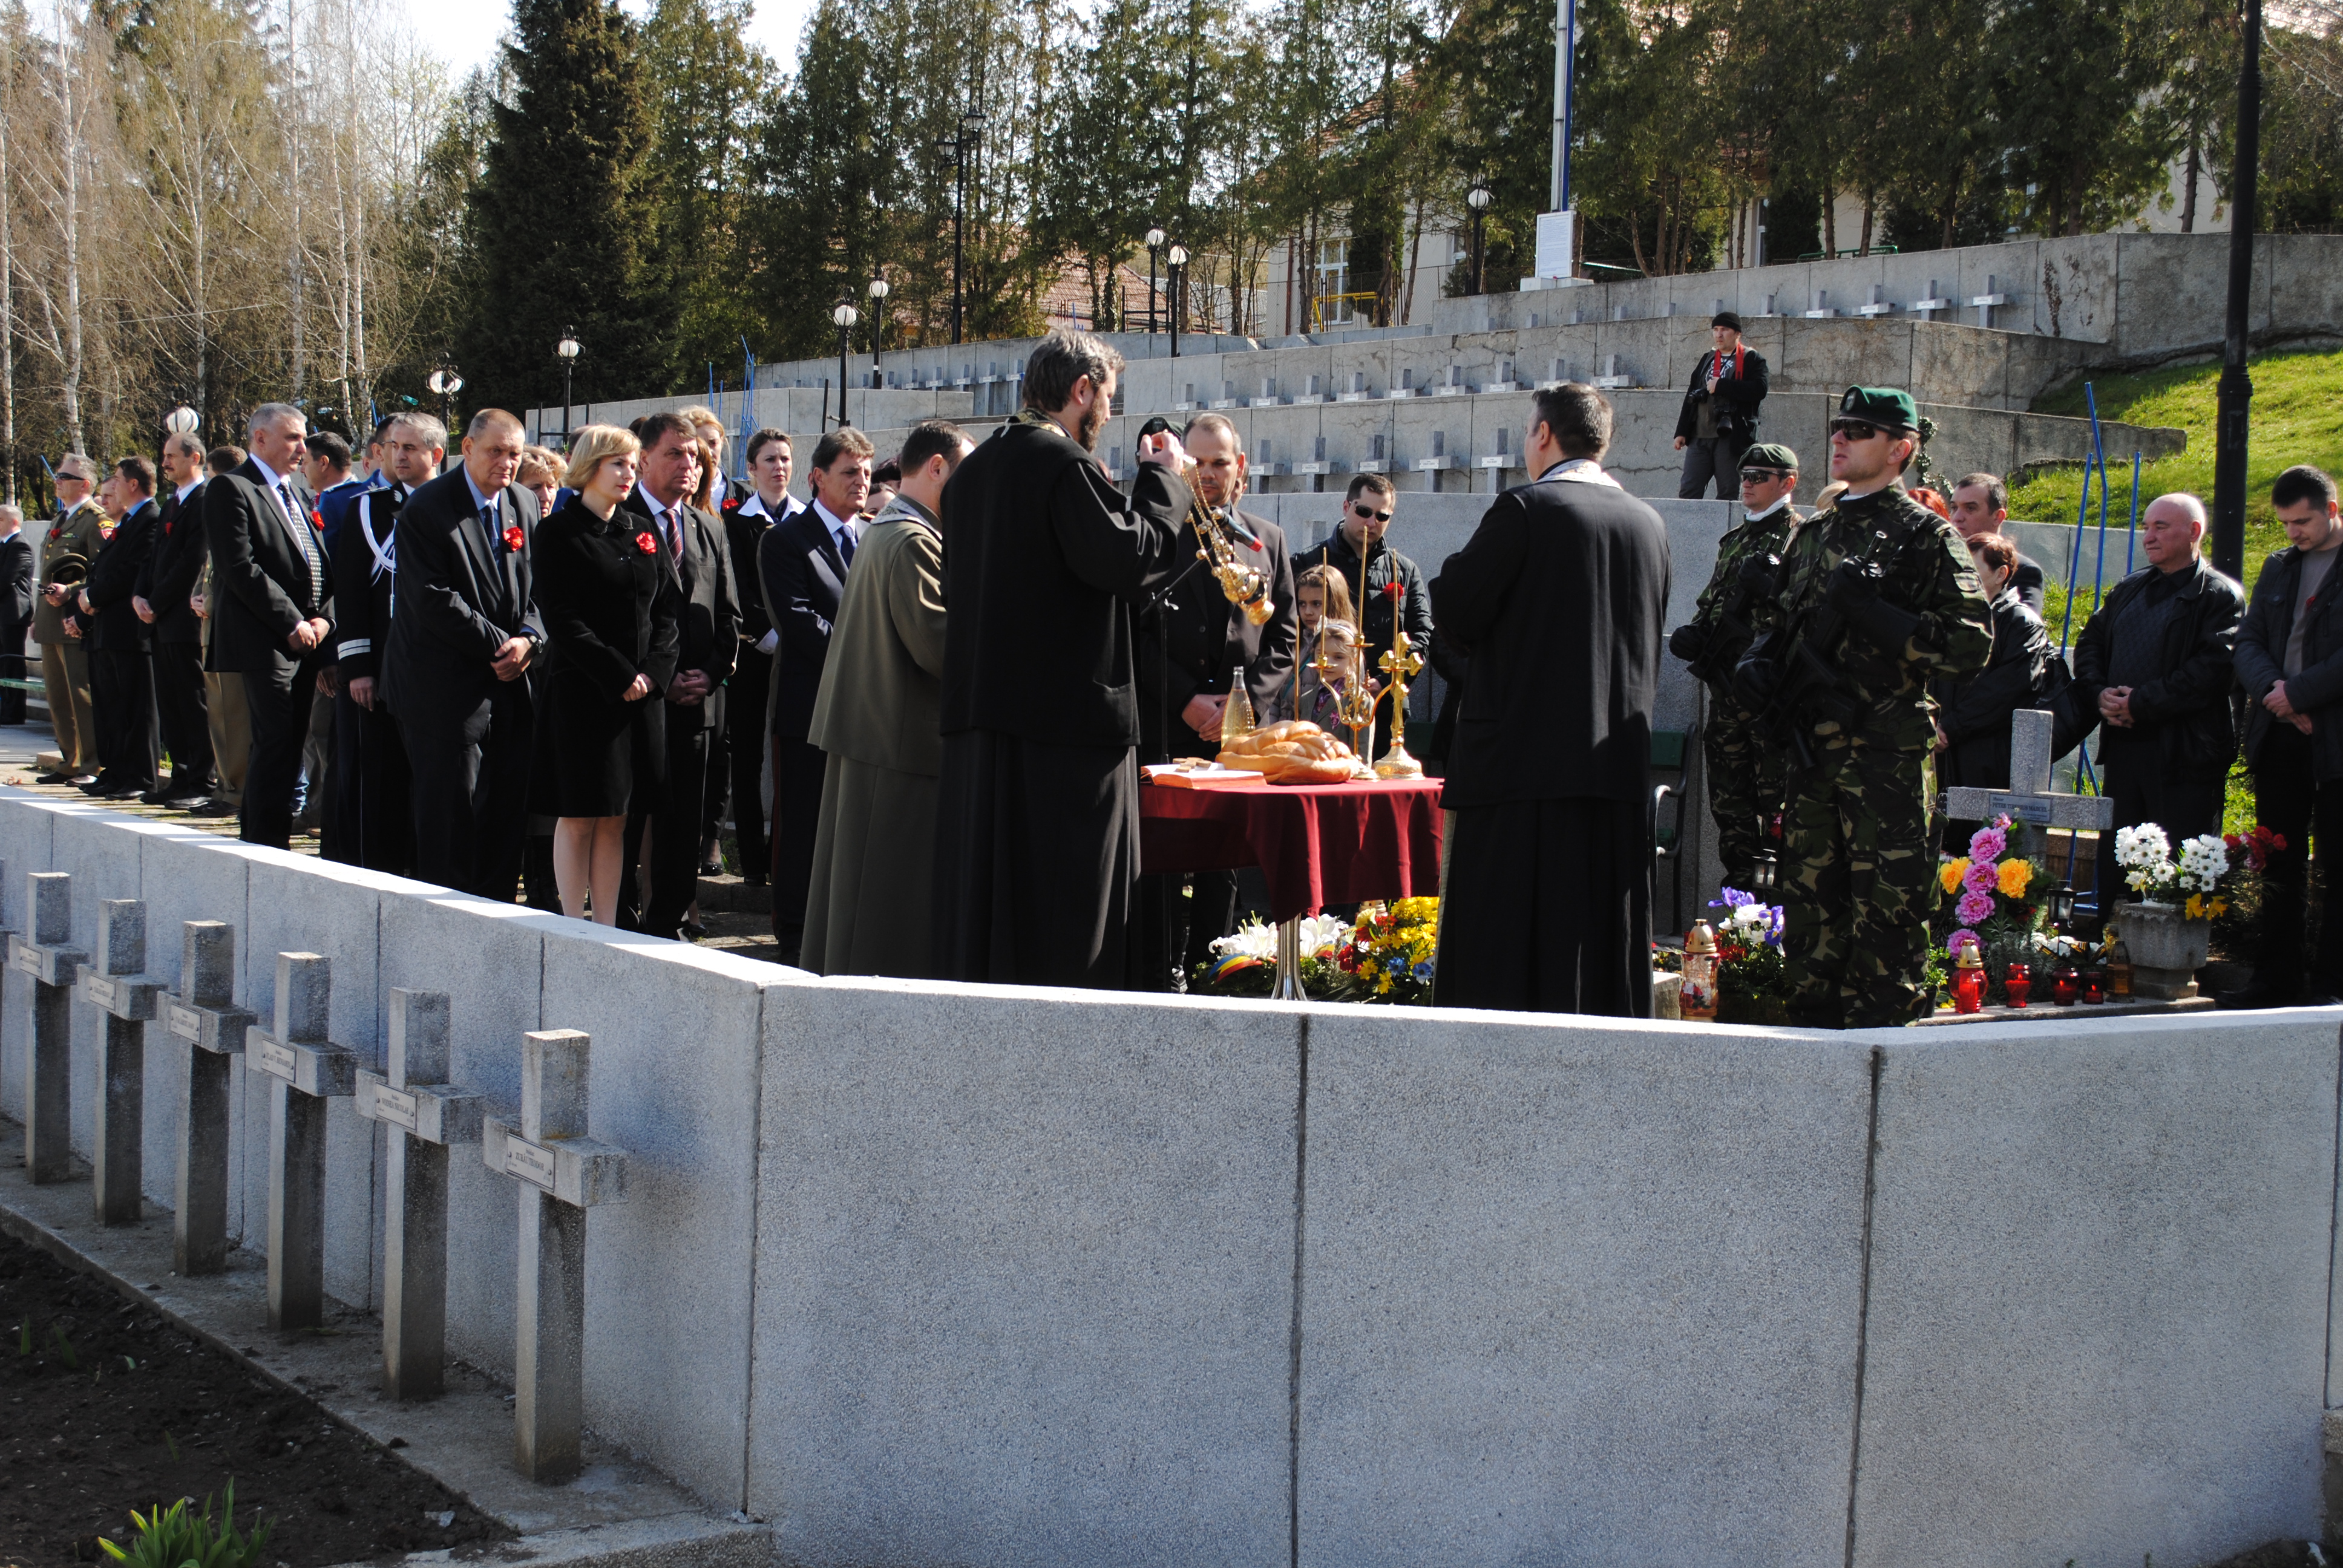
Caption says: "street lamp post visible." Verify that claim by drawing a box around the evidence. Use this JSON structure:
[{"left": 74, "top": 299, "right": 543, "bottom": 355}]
[
  {"left": 832, "top": 300, "right": 860, "bottom": 429},
  {"left": 163, "top": 403, "right": 200, "bottom": 455},
  {"left": 939, "top": 111, "right": 986, "bottom": 345},
  {"left": 1145, "top": 226, "right": 1165, "bottom": 335},
  {"left": 1466, "top": 183, "right": 1494, "bottom": 296},
  {"left": 555, "top": 327, "right": 581, "bottom": 450},
  {"left": 867, "top": 275, "right": 890, "bottom": 376},
  {"left": 425, "top": 363, "right": 464, "bottom": 449},
  {"left": 1165, "top": 243, "right": 1189, "bottom": 358}
]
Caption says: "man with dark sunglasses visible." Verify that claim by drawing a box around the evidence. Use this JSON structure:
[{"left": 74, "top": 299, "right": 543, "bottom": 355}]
[
  {"left": 1293, "top": 472, "right": 1432, "bottom": 759},
  {"left": 1668, "top": 442, "right": 1802, "bottom": 885},
  {"left": 1673, "top": 312, "right": 1769, "bottom": 500},
  {"left": 1741, "top": 387, "right": 1990, "bottom": 1028}
]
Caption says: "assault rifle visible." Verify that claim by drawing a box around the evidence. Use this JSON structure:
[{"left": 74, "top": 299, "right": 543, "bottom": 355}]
[
  {"left": 1670, "top": 551, "right": 1781, "bottom": 687},
  {"left": 1732, "top": 553, "right": 1889, "bottom": 771}
]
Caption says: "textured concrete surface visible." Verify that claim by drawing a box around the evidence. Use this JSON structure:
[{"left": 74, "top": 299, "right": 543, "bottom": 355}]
[
  {"left": 749, "top": 978, "right": 1302, "bottom": 1567},
  {"left": 1297, "top": 1008, "right": 1873, "bottom": 1568},
  {"left": 1847, "top": 1012, "right": 2342, "bottom": 1568}
]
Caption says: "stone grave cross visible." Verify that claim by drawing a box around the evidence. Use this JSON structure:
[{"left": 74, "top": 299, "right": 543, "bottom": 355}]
[
  {"left": 483, "top": 1029, "right": 629, "bottom": 1482},
  {"left": 10, "top": 871, "right": 84, "bottom": 1185},
  {"left": 1942, "top": 708, "right": 2114, "bottom": 838},
  {"left": 356, "top": 988, "right": 483, "bottom": 1400},
  {"left": 77, "top": 900, "right": 166, "bottom": 1225},
  {"left": 246, "top": 952, "right": 358, "bottom": 1331},
  {"left": 163, "top": 920, "right": 257, "bottom": 1275}
]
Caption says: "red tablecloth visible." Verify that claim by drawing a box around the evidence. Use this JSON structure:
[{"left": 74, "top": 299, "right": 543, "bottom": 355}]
[{"left": 1138, "top": 777, "right": 1444, "bottom": 921}]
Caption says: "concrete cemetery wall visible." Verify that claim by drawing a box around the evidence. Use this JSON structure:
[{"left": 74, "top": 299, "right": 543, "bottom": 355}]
[{"left": 2, "top": 788, "right": 2338, "bottom": 1568}]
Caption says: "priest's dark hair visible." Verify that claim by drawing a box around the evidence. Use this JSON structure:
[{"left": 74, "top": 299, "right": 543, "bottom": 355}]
[
  {"left": 1023, "top": 329, "right": 1124, "bottom": 414},
  {"left": 899, "top": 419, "right": 969, "bottom": 476},
  {"left": 1530, "top": 383, "right": 1612, "bottom": 460},
  {"left": 2274, "top": 465, "right": 2337, "bottom": 511},
  {"left": 746, "top": 427, "right": 791, "bottom": 463},
  {"left": 810, "top": 426, "right": 874, "bottom": 472}
]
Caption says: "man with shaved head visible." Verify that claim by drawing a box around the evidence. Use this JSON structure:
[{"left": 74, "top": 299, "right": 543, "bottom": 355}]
[
  {"left": 2073, "top": 490, "right": 2245, "bottom": 916},
  {"left": 381, "top": 406, "right": 543, "bottom": 898}
]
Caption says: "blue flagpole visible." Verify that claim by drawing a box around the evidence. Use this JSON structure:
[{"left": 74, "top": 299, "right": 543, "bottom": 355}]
[{"left": 2126, "top": 451, "right": 2142, "bottom": 575}]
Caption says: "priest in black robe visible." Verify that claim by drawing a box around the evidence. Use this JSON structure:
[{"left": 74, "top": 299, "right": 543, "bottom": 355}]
[
  {"left": 1430, "top": 384, "right": 1671, "bottom": 1016},
  {"left": 931, "top": 330, "right": 1192, "bottom": 988}
]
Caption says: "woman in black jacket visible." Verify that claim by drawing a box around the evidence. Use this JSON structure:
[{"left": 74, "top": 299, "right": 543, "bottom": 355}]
[
  {"left": 1936, "top": 531, "right": 2051, "bottom": 791},
  {"left": 530, "top": 425, "right": 681, "bottom": 924}
]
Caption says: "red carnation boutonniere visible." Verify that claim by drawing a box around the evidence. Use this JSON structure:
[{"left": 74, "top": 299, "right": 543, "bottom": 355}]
[
  {"left": 635, "top": 531, "right": 658, "bottom": 555},
  {"left": 504, "top": 524, "right": 525, "bottom": 552},
  {"left": 1381, "top": 581, "right": 1403, "bottom": 600},
  {"left": 310, "top": 509, "right": 324, "bottom": 531}
]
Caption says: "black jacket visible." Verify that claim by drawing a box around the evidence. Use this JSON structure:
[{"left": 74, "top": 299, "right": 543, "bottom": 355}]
[
  {"left": 2073, "top": 557, "right": 2246, "bottom": 779},
  {"left": 203, "top": 459, "right": 332, "bottom": 676},
  {"left": 331, "top": 482, "right": 408, "bottom": 682},
  {"left": 723, "top": 492, "right": 796, "bottom": 651},
  {"left": 1672, "top": 346, "right": 1769, "bottom": 443},
  {"left": 1936, "top": 587, "right": 2052, "bottom": 789},
  {"left": 1291, "top": 528, "right": 1434, "bottom": 736},
  {"left": 2007, "top": 551, "right": 2047, "bottom": 618},
  {"left": 137, "top": 485, "right": 209, "bottom": 644},
  {"left": 379, "top": 465, "right": 540, "bottom": 719},
  {"left": 756, "top": 499, "right": 850, "bottom": 745},
  {"left": 0, "top": 532, "right": 34, "bottom": 642},
  {"left": 938, "top": 417, "right": 1190, "bottom": 748},
  {"left": 81, "top": 499, "right": 160, "bottom": 652},
  {"left": 2235, "top": 543, "right": 2343, "bottom": 783},
  {"left": 1431, "top": 476, "right": 1671, "bottom": 808},
  {"left": 1138, "top": 506, "right": 1297, "bottom": 760},
  {"left": 621, "top": 487, "right": 738, "bottom": 733}
]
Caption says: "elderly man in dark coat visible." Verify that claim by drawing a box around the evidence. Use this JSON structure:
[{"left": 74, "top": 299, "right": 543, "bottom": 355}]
[
  {"left": 931, "top": 330, "right": 1193, "bottom": 989},
  {"left": 1431, "top": 384, "right": 1671, "bottom": 1016}
]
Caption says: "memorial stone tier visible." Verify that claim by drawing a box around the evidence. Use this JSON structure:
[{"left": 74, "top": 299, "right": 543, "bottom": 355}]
[
  {"left": 10, "top": 871, "right": 84, "bottom": 1185},
  {"left": 356, "top": 988, "right": 484, "bottom": 1400},
  {"left": 165, "top": 920, "right": 257, "bottom": 1275},
  {"left": 246, "top": 952, "right": 358, "bottom": 1331},
  {"left": 484, "top": 1029, "right": 629, "bottom": 1482},
  {"left": 77, "top": 900, "right": 167, "bottom": 1225}
]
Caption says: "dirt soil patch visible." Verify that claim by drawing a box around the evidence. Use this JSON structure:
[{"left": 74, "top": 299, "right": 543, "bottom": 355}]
[{"left": 1, "top": 1230, "right": 509, "bottom": 1567}]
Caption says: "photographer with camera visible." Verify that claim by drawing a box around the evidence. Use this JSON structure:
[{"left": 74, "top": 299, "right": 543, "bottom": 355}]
[
  {"left": 1673, "top": 312, "right": 1769, "bottom": 500},
  {"left": 1736, "top": 388, "right": 1990, "bottom": 1028},
  {"left": 1668, "top": 441, "right": 1801, "bottom": 886}
]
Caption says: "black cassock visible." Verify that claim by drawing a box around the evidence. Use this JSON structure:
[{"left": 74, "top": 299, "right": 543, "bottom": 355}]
[
  {"left": 931, "top": 414, "right": 1190, "bottom": 989},
  {"left": 1429, "top": 469, "right": 1671, "bottom": 1016}
]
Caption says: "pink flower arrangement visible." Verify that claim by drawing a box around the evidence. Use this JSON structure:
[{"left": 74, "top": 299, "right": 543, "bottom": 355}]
[
  {"left": 1956, "top": 889, "right": 1995, "bottom": 926},
  {"left": 1945, "top": 927, "right": 1980, "bottom": 958},
  {"left": 1962, "top": 859, "right": 1998, "bottom": 895},
  {"left": 1967, "top": 825, "right": 2007, "bottom": 863}
]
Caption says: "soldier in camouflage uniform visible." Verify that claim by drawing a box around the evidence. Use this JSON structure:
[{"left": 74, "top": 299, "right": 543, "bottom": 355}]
[
  {"left": 1669, "top": 441, "right": 1802, "bottom": 885},
  {"left": 1737, "top": 389, "right": 1991, "bottom": 1028}
]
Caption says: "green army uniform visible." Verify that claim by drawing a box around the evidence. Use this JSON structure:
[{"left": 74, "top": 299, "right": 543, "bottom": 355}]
[
  {"left": 1674, "top": 441, "right": 1801, "bottom": 883},
  {"left": 35, "top": 498, "right": 105, "bottom": 773},
  {"left": 1755, "top": 393, "right": 1990, "bottom": 1028}
]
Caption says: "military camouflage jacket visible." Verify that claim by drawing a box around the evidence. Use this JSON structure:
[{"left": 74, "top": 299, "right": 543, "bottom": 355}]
[
  {"left": 1760, "top": 486, "right": 1991, "bottom": 739},
  {"left": 1688, "top": 505, "right": 1798, "bottom": 660}
]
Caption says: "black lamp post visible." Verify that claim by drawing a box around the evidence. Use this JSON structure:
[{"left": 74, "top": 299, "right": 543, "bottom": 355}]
[
  {"left": 940, "top": 111, "right": 985, "bottom": 345},
  {"left": 555, "top": 327, "right": 580, "bottom": 449},
  {"left": 867, "top": 275, "right": 890, "bottom": 374},
  {"left": 1466, "top": 183, "right": 1494, "bottom": 296},
  {"left": 831, "top": 299, "right": 859, "bottom": 429},
  {"left": 1145, "top": 226, "right": 1165, "bottom": 334},
  {"left": 1165, "top": 243, "right": 1188, "bottom": 358},
  {"left": 425, "top": 362, "right": 463, "bottom": 443}
]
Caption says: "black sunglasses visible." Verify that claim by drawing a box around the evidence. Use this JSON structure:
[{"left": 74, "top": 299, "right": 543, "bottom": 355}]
[
  {"left": 1739, "top": 468, "right": 1792, "bottom": 483},
  {"left": 1351, "top": 503, "right": 1393, "bottom": 523},
  {"left": 1830, "top": 419, "right": 1886, "bottom": 440}
]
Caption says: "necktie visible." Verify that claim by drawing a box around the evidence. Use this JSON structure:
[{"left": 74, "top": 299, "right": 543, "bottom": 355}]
[
  {"left": 280, "top": 483, "right": 322, "bottom": 610},
  {"left": 838, "top": 526, "right": 854, "bottom": 567}
]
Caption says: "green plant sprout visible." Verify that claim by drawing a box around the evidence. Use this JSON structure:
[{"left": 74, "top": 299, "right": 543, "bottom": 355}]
[
  {"left": 99, "top": 1483, "right": 273, "bottom": 1568},
  {"left": 50, "top": 1324, "right": 79, "bottom": 1369}
]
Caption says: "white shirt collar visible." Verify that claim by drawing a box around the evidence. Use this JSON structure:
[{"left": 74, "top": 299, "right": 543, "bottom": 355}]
[
  {"left": 463, "top": 467, "right": 501, "bottom": 517},
  {"left": 250, "top": 454, "right": 290, "bottom": 493},
  {"left": 812, "top": 498, "right": 856, "bottom": 541},
  {"left": 741, "top": 491, "right": 799, "bottom": 522},
  {"left": 1743, "top": 494, "right": 1791, "bottom": 523},
  {"left": 174, "top": 479, "right": 202, "bottom": 504},
  {"left": 1539, "top": 457, "right": 1620, "bottom": 488}
]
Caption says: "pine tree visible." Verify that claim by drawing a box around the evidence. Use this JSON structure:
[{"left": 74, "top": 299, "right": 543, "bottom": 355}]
[{"left": 454, "top": 0, "right": 666, "bottom": 422}]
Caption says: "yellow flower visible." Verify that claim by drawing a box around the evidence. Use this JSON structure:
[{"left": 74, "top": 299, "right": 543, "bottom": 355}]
[
  {"left": 2184, "top": 893, "right": 2204, "bottom": 919},
  {"left": 2209, "top": 897, "right": 2228, "bottom": 918},
  {"left": 1939, "top": 858, "right": 1970, "bottom": 895},
  {"left": 1997, "top": 858, "right": 2031, "bottom": 898}
]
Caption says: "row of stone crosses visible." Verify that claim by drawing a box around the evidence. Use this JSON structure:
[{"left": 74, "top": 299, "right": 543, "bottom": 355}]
[{"left": 5, "top": 864, "right": 620, "bottom": 1484}]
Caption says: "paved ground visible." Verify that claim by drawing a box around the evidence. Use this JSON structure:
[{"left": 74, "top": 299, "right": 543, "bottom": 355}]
[{"left": 0, "top": 718, "right": 788, "bottom": 966}]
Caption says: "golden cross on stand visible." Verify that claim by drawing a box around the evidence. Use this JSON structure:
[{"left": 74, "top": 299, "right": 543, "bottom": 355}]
[{"left": 1374, "top": 627, "right": 1426, "bottom": 779}]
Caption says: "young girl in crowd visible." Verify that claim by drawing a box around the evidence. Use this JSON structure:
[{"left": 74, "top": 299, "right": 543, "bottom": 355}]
[{"left": 1287, "top": 564, "right": 1362, "bottom": 727}]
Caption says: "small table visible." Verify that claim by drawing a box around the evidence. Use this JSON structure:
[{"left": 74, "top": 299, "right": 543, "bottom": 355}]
[{"left": 1138, "top": 777, "right": 1444, "bottom": 998}]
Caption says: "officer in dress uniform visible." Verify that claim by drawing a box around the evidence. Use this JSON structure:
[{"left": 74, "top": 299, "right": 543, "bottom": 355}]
[{"left": 1736, "top": 388, "right": 1990, "bottom": 1028}]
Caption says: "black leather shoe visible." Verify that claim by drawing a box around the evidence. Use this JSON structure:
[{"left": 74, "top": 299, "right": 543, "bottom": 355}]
[
  {"left": 680, "top": 919, "right": 709, "bottom": 940},
  {"left": 99, "top": 784, "right": 147, "bottom": 800},
  {"left": 77, "top": 777, "right": 116, "bottom": 794},
  {"left": 696, "top": 859, "right": 724, "bottom": 878},
  {"left": 742, "top": 871, "right": 768, "bottom": 887},
  {"left": 35, "top": 770, "right": 75, "bottom": 785},
  {"left": 186, "top": 799, "right": 237, "bottom": 818}
]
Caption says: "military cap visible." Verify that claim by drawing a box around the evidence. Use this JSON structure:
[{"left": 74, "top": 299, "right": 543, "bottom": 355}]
[
  {"left": 1711, "top": 310, "right": 1743, "bottom": 330},
  {"left": 1738, "top": 441, "right": 1800, "bottom": 473},
  {"left": 1837, "top": 386, "right": 1919, "bottom": 432}
]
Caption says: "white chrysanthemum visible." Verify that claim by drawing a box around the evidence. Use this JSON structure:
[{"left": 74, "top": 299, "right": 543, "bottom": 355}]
[
  {"left": 1732, "top": 903, "right": 1770, "bottom": 927},
  {"left": 1210, "top": 921, "right": 1280, "bottom": 962}
]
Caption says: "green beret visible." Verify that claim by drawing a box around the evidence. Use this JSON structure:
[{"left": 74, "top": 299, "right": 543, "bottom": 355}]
[
  {"left": 1838, "top": 385, "right": 1919, "bottom": 431},
  {"left": 1738, "top": 442, "right": 1800, "bottom": 472}
]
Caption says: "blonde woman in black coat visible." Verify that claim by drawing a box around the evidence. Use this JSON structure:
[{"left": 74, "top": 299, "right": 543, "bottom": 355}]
[{"left": 530, "top": 425, "right": 681, "bottom": 923}]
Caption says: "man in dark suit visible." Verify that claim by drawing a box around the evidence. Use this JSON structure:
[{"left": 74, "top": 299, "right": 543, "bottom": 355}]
[
  {"left": 1135, "top": 412, "right": 1296, "bottom": 987},
  {"left": 620, "top": 410, "right": 739, "bottom": 938},
  {"left": 715, "top": 427, "right": 801, "bottom": 887},
  {"left": 1432, "top": 384, "right": 1671, "bottom": 1016},
  {"left": 132, "top": 433, "right": 214, "bottom": 803},
  {"left": 327, "top": 412, "right": 442, "bottom": 875},
  {"left": 203, "top": 403, "right": 332, "bottom": 851},
  {"left": 757, "top": 426, "right": 867, "bottom": 960},
  {"left": 75, "top": 458, "right": 164, "bottom": 799},
  {"left": 380, "top": 408, "right": 540, "bottom": 900},
  {"left": 0, "top": 505, "right": 33, "bottom": 724},
  {"left": 1673, "top": 312, "right": 1769, "bottom": 500},
  {"left": 1947, "top": 472, "right": 2046, "bottom": 616}
]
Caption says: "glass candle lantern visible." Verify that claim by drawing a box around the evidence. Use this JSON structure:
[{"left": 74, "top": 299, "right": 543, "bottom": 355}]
[
  {"left": 2051, "top": 965, "right": 2080, "bottom": 1006},
  {"left": 1680, "top": 921, "right": 1719, "bottom": 1022},
  {"left": 2004, "top": 962, "right": 2031, "bottom": 1008},
  {"left": 1951, "top": 939, "right": 1987, "bottom": 1014},
  {"left": 2082, "top": 969, "right": 2105, "bottom": 1004}
]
